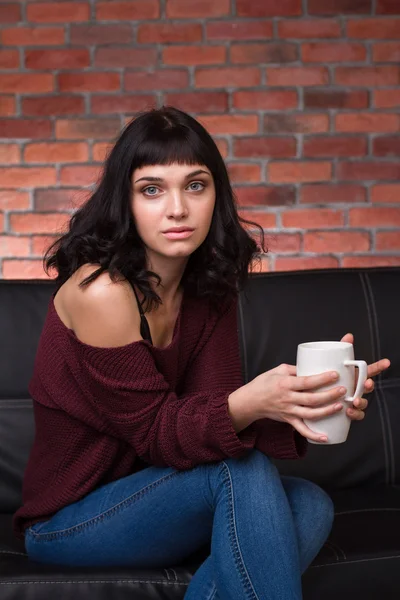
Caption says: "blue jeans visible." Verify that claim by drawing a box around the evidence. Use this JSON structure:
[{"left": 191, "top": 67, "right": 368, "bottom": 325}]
[{"left": 25, "top": 449, "right": 334, "bottom": 600}]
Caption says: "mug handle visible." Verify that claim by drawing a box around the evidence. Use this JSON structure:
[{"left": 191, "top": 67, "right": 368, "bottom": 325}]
[{"left": 343, "top": 360, "right": 368, "bottom": 402}]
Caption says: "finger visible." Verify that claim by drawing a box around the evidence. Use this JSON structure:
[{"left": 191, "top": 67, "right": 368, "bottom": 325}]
[
  {"left": 340, "top": 333, "right": 354, "bottom": 344},
  {"left": 289, "top": 417, "right": 330, "bottom": 444},
  {"left": 293, "top": 385, "right": 346, "bottom": 407},
  {"left": 367, "top": 358, "right": 391, "bottom": 378},
  {"left": 294, "top": 401, "right": 344, "bottom": 422},
  {"left": 292, "top": 370, "right": 339, "bottom": 391},
  {"left": 364, "top": 379, "right": 374, "bottom": 394},
  {"left": 352, "top": 397, "right": 368, "bottom": 410},
  {"left": 346, "top": 407, "right": 365, "bottom": 420}
]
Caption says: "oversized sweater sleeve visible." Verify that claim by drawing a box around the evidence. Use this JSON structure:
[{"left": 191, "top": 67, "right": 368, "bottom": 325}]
[{"left": 182, "top": 295, "right": 308, "bottom": 461}]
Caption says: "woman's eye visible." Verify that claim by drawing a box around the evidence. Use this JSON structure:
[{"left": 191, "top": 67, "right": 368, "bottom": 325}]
[
  {"left": 188, "top": 181, "right": 204, "bottom": 191},
  {"left": 143, "top": 186, "right": 159, "bottom": 196}
]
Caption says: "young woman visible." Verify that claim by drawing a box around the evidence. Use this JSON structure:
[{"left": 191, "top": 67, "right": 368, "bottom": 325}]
[{"left": 13, "top": 106, "right": 388, "bottom": 600}]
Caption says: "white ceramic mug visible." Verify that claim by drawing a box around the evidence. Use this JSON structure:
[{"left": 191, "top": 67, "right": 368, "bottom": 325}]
[{"left": 296, "top": 341, "right": 368, "bottom": 445}]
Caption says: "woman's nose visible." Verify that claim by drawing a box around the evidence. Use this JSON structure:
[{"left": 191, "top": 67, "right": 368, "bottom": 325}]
[{"left": 167, "top": 192, "right": 188, "bottom": 217}]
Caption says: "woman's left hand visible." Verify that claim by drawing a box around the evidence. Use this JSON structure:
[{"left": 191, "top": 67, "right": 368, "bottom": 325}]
[{"left": 340, "top": 333, "right": 391, "bottom": 421}]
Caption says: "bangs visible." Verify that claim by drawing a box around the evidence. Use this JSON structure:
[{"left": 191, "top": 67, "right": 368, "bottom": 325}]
[{"left": 133, "top": 126, "right": 209, "bottom": 170}]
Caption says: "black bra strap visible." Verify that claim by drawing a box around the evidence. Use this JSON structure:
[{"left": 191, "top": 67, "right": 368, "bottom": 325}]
[{"left": 132, "top": 285, "right": 153, "bottom": 345}]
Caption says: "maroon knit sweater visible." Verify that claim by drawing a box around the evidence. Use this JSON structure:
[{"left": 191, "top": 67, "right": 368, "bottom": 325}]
[{"left": 13, "top": 287, "right": 307, "bottom": 540}]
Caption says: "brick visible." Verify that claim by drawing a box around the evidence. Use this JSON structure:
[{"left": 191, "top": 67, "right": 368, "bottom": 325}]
[
  {"left": 10, "top": 212, "right": 70, "bottom": 234},
  {"left": 0, "top": 235, "right": 30, "bottom": 257},
  {"left": 70, "top": 24, "right": 133, "bottom": 45},
  {"left": 374, "top": 90, "right": 400, "bottom": 108},
  {"left": 163, "top": 45, "right": 226, "bottom": 66},
  {"left": 300, "top": 184, "right": 366, "bottom": 204},
  {"left": 377, "top": 0, "right": 400, "bottom": 14},
  {"left": 0, "top": 74, "right": 53, "bottom": 93},
  {"left": 0, "top": 118, "right": 52, "bottom": 138},
  {"left": 92, "top": 142, "right": 112, "bottom": 162},
  {"left": 215, "top": 139, "right": 229, "bottom": 158},
  {"left": 0, "top": 49, "right": 19, "bottom": 69},
  {"left": 34, "top": 188, "right": 87, "bottom": 211},
  {"left": 58, "top": 73, "right": 120, "bottom": 93},
  {"left": 267, "top": 67, "right": 329, "bottom": 86},
  {"left": 373, "top": 136, "right": 400, "bottom": 157},
  {"left": 276, "top": 256, "right": 339, "bottom": 271},
  {"left": 303, "top": 135, "right": 367, "bottom": 157},
  {"left": 371, "top": 184, "right": 400, "bottom": 203},
  {"left": 0, "top": 96, "right": 15, "bottom": 116},
  {"left": 2, "top": 259, "right": 52, "bottom": 279},
  {"left": 55, "top": 118, "right": 120, "bottom": 140},
  {"left": 0, "top": 190, "right": 30, "bottom": 210},
  {"left": 1, "top": 26, "right": 64, "bottom": 46},
  {"left": 304, "top": 231, "right": 370, "bottom": 252},
  {"left": 60, "top": 165, "right": 103, "bottom": 186},
  {"left": 373, "top": 43, "right": 400, "bottom": 63},
  {"left": 0, "top": 143, "right": 19, "bottom": 164},
  {"left": 0, "top": 213, "right": 3, "bottom": 232},
  {"left": 25, "top": 142, "right": 88, "bottom": 163},
  {"left": 337, "top": 161, "right": 400, "bottom": 181},
  {"left": 302, "top": 42, "right": 366, "bottom": 63},
  {"left": 197, "top": 114, "right": 258, "bottom": 135},
  {"left": 164, "top": 92, "right": 227, "bottom": 113},
  {"left": 249, "top": 255, "right": 270, "bottom": 273},
  {"left": 235, "top": 185, "right": 296, "bottom": 206},
  {"left": 335, "top": 66, "right": 399, "bottom": 86},
  {"left": 27, "top": 2, "right": 90, "bottom": 22},
  {"left": 264, "top": 113, "right": 329, "bottom": 133},
  {"left": 31, "top": 235, "right": 58, "bottom": 256},
  {"left": 91, "top": 94, "right": 156, "bottom": 115},
  {"left": 231, "top": 43, "right": 297, "bottom": 64},
  {"left": 97, "top": 0, "right": 159, "bottom": 20},
  {"left": 349, "top": 207, "right": 400, "bottom": 226},
  {"left": 269, "top": 161, "right": 332, "bottom": 183},
  {"left": 308, "top": 0, "right": 371, "bottom": 14},
  {"left": 125, "top": 69, "right": 188, "bottom": 91},
  {"left": 304, "top": 89, "right": 368, "bottom": 109},
  {"left": 138, "top": 23, "right": 202, "bottom": 43},
  {"left": 343, "top": 255, "right": 400, "bottom": 267},
  {"left": 0, "top": 4, "right": 21, "bottom": 23},
  {"left": 166, "top": 0, "right": 229, "bottom": 18},
  {"left": 347, "top": 18, "right": 400, "bottom": 39},
  {"left": 0, "top": 167, "right": 56, "bottom": 188},
  {"left": 94, "top": 47, "right": 157, "bottom": 69},
  {"left": 335, "top": 113, "right": 398, "bottom": 132},
  {"left": 22, "top": 95, "right": 85, "bottom": 116},
  {"left": 278, "top": 19, "right": 341, "bottom": 38},
  {"left": 233, "top": 90, "right": 298, "bottom": 110},
  {"left": 195, "top": 67, "right": 260, "bottom": 88},
  {"left": 282, "top": 209, "right": 344, "bottom": 228},
  {"left": 267, "top": 233, "right": 301, "bottom": 253},
  {"left": 237, "top": 210, "right": 276, "bottom": 229},
  {"left": 227, "top": 163, "right": 261, "bottom": 183},
  {"left": 207, "top": 20, "right": 273, "bottom": 40},
  {"left": 376, "top": 231, "right": 400, "bottom": 250},
  {"left": 25, "top": 49, "right": 90, "bottom": 70},
  {"left": 236, "top": 0, "right": 302, "bottom": 16},
  {"left": 234, "top": 136, "right": 296, "bottom": 158}
]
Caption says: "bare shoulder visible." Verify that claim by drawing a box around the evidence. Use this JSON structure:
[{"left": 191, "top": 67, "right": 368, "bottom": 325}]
[{"left": 58, "top": 264, "right": 142, "bottom": 348}]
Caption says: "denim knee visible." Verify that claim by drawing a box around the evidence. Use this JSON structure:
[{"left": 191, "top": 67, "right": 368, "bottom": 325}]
[{"left": 300, "top": 478, "right": 335, "bottom": 532}]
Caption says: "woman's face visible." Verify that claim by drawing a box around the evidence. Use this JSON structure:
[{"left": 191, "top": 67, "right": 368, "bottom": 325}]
[{"left": 131, "top": 162, "right": 216, "bottom": 260}]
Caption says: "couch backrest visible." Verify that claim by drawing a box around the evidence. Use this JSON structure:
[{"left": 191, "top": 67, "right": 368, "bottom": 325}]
[
  {"left": 238, "top": 266, "right": 400, "bottom": 493},
  {"left": 0, "top": 268, "right": 399, "bottom": 513}
]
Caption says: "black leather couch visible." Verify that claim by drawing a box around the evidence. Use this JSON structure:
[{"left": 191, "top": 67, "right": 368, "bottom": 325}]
[{"left": 1, "top": 266, "right": 399, "bottom": 600}]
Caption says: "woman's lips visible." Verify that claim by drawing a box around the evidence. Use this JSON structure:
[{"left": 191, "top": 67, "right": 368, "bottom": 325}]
[{"left": 163, "top": 230, "right": 194, "bottom": 239}]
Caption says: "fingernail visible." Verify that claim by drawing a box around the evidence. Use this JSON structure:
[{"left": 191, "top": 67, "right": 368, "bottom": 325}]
[{"left": 320, "top": 436, "right": 328, "bottom": 442}]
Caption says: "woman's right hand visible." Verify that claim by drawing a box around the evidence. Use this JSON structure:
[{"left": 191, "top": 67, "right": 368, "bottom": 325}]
[{"left": 249, "top": 363, "right": 347, "bottom": 443}]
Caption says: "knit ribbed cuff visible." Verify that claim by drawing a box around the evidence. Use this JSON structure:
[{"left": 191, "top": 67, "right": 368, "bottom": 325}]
[{"left": 209, "top": 392, "right": 258, "bottom": 458}]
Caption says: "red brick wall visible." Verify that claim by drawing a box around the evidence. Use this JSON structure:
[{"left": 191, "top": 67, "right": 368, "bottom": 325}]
[{"left": 1, "top": 0, "right": 400, "bottom": 278}]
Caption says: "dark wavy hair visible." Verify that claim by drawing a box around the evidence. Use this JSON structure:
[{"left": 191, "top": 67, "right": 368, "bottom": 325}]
[{"left": 44, "top": 105, "right": 267, "bottom": 312}]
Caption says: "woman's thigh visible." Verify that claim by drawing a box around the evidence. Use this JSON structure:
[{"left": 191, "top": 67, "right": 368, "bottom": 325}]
[{"left": 25, "top": 462, "right": 214, "bottom": 568}]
